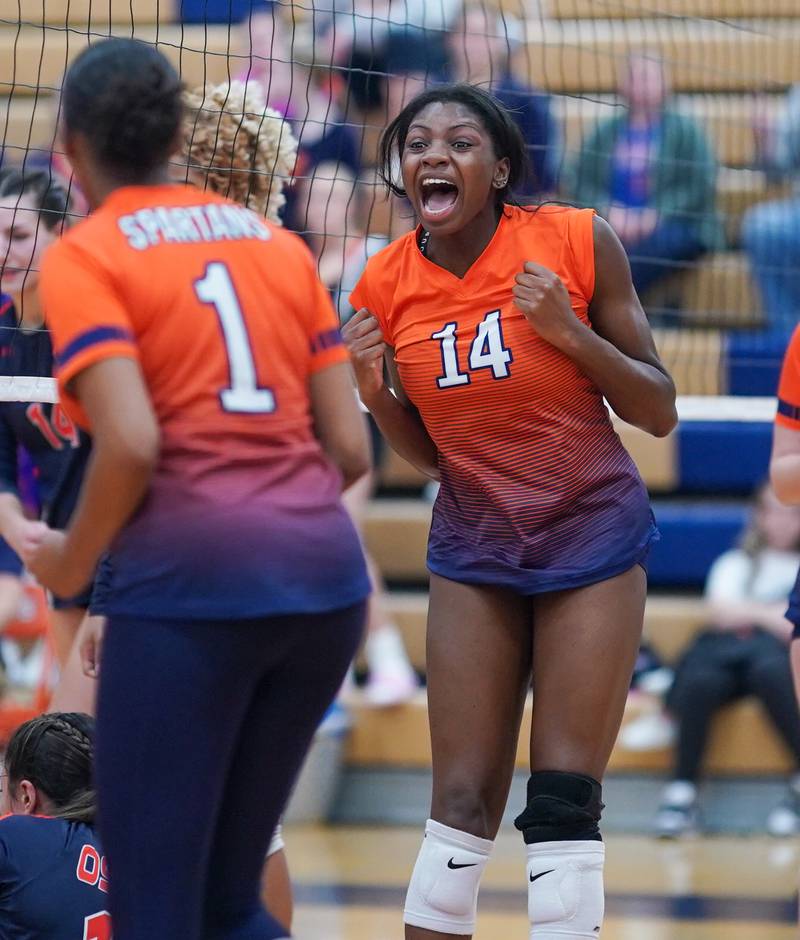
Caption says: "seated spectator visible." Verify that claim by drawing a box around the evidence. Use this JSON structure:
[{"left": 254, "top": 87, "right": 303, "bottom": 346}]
[
  {"left": 240, "top": 4, "right": 361, "bottom": 229},
  {"left": 651, "top": 484, "right": 800, "bottom": 838},
  {"left": 741, "top": 85, "right": 800, "bottom": 332},
  {"left": 299, "top": 162, "right": 419, "bottom": 705},
  {"left": 383, "top": 27, "right": 447, "bottom": 123},
  {"left": 446, "top": 3, "right": 558, "bottom": 195},
  {"left": 563, "top": 53, "right": 721, "bottom": 297},
  {"left": 0, "top": 713, "right": 108, "bottom": 936}
]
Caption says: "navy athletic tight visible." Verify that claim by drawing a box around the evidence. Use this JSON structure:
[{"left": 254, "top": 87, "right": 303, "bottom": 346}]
[{"left": 94, "top": 603, "right": 366, "bottom": 939}]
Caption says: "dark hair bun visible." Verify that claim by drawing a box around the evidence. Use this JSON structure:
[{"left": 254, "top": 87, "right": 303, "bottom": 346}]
[{"left": 63, "top": 38, "right": 183, "bottom": 178}]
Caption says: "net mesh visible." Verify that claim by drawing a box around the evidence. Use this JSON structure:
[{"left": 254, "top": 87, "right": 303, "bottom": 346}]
[{"left": 0, "top": 0, "right": 799, "bottom": 402}]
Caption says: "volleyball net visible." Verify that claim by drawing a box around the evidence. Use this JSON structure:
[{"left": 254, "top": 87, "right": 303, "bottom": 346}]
[{"left": 0, "top": 0, "right": 799, "bottom": 403}]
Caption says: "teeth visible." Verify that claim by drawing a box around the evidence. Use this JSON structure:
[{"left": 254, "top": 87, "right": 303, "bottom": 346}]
[{"left": 422, "top": 178, "right": 452, "bottom": 187}]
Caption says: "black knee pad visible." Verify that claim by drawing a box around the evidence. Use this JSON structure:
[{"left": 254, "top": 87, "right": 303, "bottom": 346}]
[{"left": 513, "top": 771, "right": 604, "bottom": 845}]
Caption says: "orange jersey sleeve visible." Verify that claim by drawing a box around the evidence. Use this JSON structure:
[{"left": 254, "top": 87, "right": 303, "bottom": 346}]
[
  {"left": 776, "top": 325, "right": 800, "bottom": 431},
  {"left": 40, "top": 239, "right": 139, "bottom": 426}
]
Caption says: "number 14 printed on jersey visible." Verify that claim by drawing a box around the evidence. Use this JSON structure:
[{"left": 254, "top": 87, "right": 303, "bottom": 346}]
[{"left": 432, "top": 310, "right": 513, "bottom": 389}]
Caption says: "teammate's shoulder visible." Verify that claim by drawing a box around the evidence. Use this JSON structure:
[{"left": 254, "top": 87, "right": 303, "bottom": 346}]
[{"left": 0, "top": 813, "right": 57, "bottom": 844}]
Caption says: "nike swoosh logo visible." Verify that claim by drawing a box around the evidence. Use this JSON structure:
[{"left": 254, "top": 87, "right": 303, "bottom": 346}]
[
  {"left": 530, "top": 868, "right": 555, "bottom": 883},
  {"left": 447, "top": 858, "right": 478, "bottom": 870}
]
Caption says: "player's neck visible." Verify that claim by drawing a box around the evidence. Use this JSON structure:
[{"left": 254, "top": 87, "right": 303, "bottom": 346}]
[
  {"left": 86, "top": 166, "right": 175, "bottom": 209},
  {"left": 13, "top": 287, "right": 44, "bottom": 331},
  {"left": 424, "top": 204, "right": 502, "bottom": 279}
]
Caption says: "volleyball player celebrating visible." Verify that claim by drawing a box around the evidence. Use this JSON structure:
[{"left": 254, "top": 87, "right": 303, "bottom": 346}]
[
  {"left": 26, "top": 38, "right": 370, "bottom": 939},
  {"left": 344, "top": 85, "right": 677, "bottom": 939}
]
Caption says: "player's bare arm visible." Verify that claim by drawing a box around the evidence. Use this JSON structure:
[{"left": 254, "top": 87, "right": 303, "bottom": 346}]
[
  {"left": 25, "top": 358, "right": 158, "bottom": 597},
  {"left": 343, "top": 308, "right": 440, "bottom": 480},
  {"left": 512, "top": 215, "right": 677, "bottom": 438},
  {"left": 310, "top": 360, "right": 372, "bottom": 489},
  {"left": 771, "top": 424, "right": 800, "bottom": 504}
]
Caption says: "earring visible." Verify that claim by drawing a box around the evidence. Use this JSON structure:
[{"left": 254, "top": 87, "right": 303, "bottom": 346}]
[{"left": 494, "top": 179, "right": 508, "bottom": 189}]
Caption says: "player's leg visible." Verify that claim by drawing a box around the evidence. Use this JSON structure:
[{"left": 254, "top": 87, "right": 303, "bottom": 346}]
[
  {"left": 665, "top": 633, "right": 740, "bottom": 781},
  {"left": 519, "top": 565, "right": 646, "bottom": 939},
  {"left": 261, "top": 836, "right": 292, "bottom": 933},
  {"left": 342, "top": 473, "right": 418, "bottom": 706},
  {"left": 656, "top": 634, "right": 738, "bottom": 836},
  {"left": 48, "top": 606, "right": 83, "bottom": 666},
  {"left": 405, "top": 574, "right": 533, "bottom": 940},
  {"left": 94, "top": 615, "right": 284, "bottom": 940},
  {"left": 0, "top": 573, "right": 23, "bottom": 628},
  {"left": 792, "top": 634, "right": 800, "bottom": 706},
  {"left": 202, "top": 602, "right": 365, "bottom": 938},
  {"left": 48, "top": 611, "right": 100, "bottom": 713},
  {"left": 744, "top": 630, "right": 800, "bottom": 762}
]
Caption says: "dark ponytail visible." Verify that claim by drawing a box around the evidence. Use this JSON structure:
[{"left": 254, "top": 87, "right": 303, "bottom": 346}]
[
  {"left": 62, "top": 38, "right": 183, "bottom": 181},
  {"left": 6, "top": 713, "right": 96, "bottom": 825}
]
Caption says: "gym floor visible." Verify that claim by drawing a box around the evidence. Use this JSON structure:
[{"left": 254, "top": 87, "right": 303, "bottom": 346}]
[{"left": 288, "top": 825, "right": 798, "bottom": 939}]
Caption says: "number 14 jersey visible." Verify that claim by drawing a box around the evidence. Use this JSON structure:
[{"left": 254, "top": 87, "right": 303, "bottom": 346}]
[
  {"left": 40, "top": 185, "right": 369, "bottom": 619},
  {"left": 351, "top": 204, "right": 655, "bottom": 593}
]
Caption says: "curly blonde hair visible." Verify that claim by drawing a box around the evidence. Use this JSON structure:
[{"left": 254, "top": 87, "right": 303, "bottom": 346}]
[{"left": 183, "top": 80, "right": 298, "bottom": 223}]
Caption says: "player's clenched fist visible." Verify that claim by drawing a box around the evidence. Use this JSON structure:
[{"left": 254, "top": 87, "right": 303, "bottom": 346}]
[
  {"left": 512, "top": 260, "right": 582, "bottom": 349},
  {"left": 342, "top": 307, "right": 387, "bottom": 401}
]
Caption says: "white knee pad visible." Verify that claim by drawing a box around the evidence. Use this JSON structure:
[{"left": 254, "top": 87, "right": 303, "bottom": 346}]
[
  {"left": 527, "top": 840, "right": 605, "bottom": 939},
  {"left": 404, "top": 819, "right": 492, "bottom": 935}
]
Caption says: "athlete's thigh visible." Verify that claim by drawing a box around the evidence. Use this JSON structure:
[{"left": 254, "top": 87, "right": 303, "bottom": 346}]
[
  {"left": 48, "top": 611, "right": 98, "bottom": 714},
  {"left": 49, "top": 606, "right": 84, "bottom": 666},
  {"left": 427, "top": 574, "right": 532, "bottom": 833},
  {"left": 791, "top": 639, "right": 800, "bottom": 707},
  {"left": 95, "top": 617, "right": 264, "bottom": 939},
  {"left": 530, "top": 565, "right": 646, "bottom": 780},
  {"left": 206, "top": 603, "right": 364, "bottom": 917}
]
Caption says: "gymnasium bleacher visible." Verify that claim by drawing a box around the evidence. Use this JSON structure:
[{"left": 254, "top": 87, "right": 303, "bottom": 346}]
[{"left": 2, "top": 0, "right": 800, "bottom": 819}]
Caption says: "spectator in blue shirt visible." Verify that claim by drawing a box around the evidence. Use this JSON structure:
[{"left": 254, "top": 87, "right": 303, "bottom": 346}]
[
  {"left": 446, "top": 3, "right": 558, "bottom": 195},
  {"left": 742, "top": 85, "right": 800, "bottom": 331}
]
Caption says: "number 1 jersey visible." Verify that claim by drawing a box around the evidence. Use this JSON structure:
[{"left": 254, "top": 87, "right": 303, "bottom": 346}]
[
  {"left": 40, "top": 184, "right": 369, "bottom": 619},
  {"left": 351, "top": 204, "right": 655, "bottom": 593}
]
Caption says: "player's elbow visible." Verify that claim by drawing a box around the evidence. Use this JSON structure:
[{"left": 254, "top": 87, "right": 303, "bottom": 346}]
[
  {"left": 337, "top": 444, "right": 372, "bottom": 490},
  {"left": 770, "top": 460, "right": 799, "bottom": 505},
  {"left": 108, "top": 420, "right": 160, "bottom": 480},
  {"left": 648, "top": 405, "right": 678, "bottom": 438}
]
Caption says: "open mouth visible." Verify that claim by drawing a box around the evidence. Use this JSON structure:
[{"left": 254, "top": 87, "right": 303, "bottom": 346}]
[{"left": 420, "top": 178, "right": 460, "bottom": 220}]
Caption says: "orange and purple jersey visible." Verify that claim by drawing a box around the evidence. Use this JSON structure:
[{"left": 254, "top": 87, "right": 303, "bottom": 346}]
[
  {"left": 776, "top": 326, "right": 800, "bottom": 432},
  {"left": 775, "top": 327, "right": 800, "bottom": 627},
  {"left": 351, "top": 204, "right": 655, "bottom": 592},
  {"left": 40, "top": 184, "right": 369, "bottom": 618}
]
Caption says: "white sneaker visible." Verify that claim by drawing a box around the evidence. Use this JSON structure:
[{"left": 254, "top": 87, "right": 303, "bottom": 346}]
[
  {"left": 620, "top": 710, "right": 677, "bottom": 751},
  {"left": 767, "top": 775, "right": 800, "bottom": 837},
  {"left": 637, "top": 667, "right": 675, "bottom": 697},
  {"left": 654, "top": 781, "right": 699, "bottom": 838},
  {"left": 364, "top": 665, "right": 419, "bottom": 707},
  {"left": 364, "top": 625, "right": 419, "bottom": 707}
]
